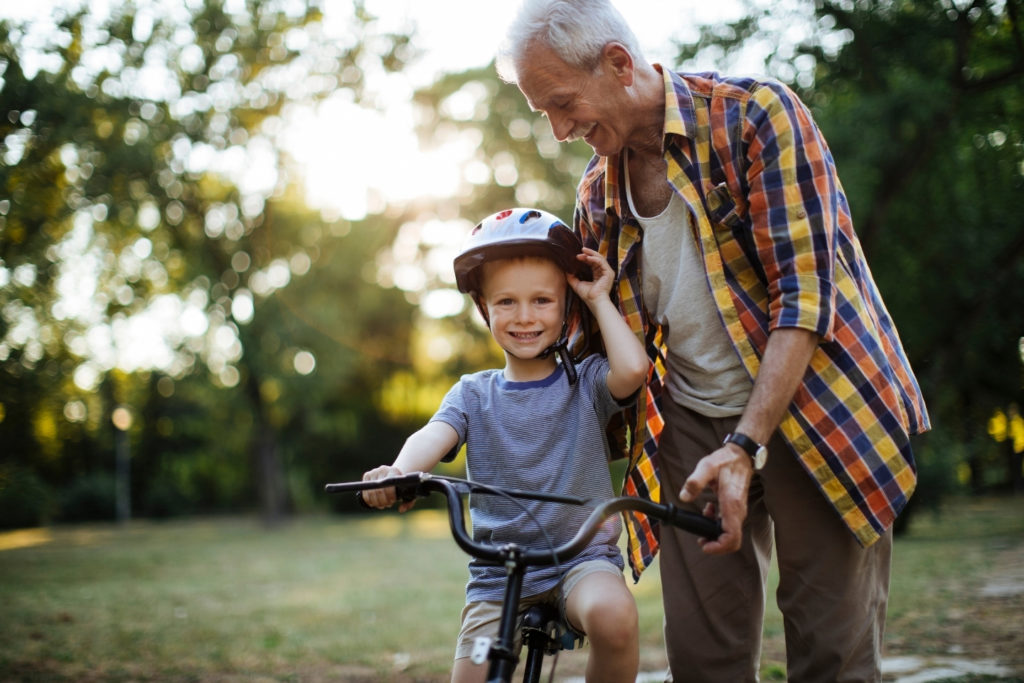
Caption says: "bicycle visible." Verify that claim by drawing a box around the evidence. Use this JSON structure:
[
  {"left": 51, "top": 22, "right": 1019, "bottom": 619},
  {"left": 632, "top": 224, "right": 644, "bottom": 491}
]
[{"left": 325, "top": 471, "right": 722, "bottom": 683}]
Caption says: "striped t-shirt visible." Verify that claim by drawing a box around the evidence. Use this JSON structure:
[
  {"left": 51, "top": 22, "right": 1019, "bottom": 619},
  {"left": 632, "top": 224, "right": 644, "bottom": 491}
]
[{"left": 432, "top": 356, "right": 627, "bottom": 602}]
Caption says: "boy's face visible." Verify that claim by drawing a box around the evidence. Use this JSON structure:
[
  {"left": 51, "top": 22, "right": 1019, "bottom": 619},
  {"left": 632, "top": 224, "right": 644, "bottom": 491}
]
[{"left": 478, "top": 257, "right": 566, "bottom": 361}]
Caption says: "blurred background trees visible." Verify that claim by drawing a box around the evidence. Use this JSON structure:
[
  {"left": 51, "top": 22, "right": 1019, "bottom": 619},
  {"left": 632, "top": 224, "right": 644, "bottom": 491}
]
[
  {"left": 0, "top": 0, "right": 419, "bottom": 525},
  {"left": 1, "top": 0, "right": 1021, "bottom": 529}
]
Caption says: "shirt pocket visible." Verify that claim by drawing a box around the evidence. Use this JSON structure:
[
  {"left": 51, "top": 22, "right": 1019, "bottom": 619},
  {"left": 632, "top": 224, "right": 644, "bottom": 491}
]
[
  {"left": 705, "top": 181, "right": 744, "bottom": 230},
  {"left": 704, "top": 183, "right": 767, "bottom": 305}
]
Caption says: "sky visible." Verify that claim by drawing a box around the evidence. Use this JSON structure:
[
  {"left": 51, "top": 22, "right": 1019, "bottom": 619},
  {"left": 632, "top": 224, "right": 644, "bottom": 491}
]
[
  {"left": 375, "top": 0, "right": 723, "bottom": 80},
  {"left": 3, "top": 0, "right": 754, "bottom": 220},
  {"left": 287, "top": 0, "right": 751, "bottom": 220}
]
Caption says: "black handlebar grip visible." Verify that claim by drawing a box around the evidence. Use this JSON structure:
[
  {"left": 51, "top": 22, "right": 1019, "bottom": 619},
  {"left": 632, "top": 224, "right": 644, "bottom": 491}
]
[
  {"left": 355, "top": 483, "right": 419, "bottom": 510},
  {"left": 663, "top": 504, "right": 723, "bottom": 540},
  {"left": 396, "top": 484, "right": 419, "bottom": 503}
]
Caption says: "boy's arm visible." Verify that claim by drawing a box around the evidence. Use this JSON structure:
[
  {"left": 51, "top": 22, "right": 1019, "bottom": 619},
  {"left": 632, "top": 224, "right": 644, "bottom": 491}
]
[
  {"left": 362, "top": 420, "right": 460, "bottom": 512},
  {"left": 568, "top": 248, "right": 649, "bottom": 400}
]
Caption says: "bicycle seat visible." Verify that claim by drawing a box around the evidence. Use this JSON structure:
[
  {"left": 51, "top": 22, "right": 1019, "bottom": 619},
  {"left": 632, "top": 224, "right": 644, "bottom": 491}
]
[{"left": 519, "top": 603, "right": 581, "bottom": 654}]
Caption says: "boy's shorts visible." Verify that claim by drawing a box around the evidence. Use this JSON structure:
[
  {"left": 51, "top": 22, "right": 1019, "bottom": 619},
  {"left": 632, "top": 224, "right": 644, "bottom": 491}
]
[{"left": 453, "top": 559, "right": 624, "bottom": 661}]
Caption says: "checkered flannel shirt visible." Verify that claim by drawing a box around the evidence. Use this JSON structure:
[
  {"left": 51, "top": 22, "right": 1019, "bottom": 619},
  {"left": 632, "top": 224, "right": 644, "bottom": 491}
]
[{"left": 574, "top": 67, "right": 930, "bottom": 579}]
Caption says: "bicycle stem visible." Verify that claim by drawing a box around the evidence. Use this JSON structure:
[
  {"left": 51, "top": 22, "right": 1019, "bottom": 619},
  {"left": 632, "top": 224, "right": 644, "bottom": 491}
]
[{"left": 488, "top": 547, "right": 527, "bottom": 683}]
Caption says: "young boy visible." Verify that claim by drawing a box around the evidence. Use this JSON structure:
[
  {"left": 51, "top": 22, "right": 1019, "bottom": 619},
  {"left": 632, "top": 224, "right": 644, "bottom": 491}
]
[{"left": 362, "top": 207, "right": 649, "bottom": 683}]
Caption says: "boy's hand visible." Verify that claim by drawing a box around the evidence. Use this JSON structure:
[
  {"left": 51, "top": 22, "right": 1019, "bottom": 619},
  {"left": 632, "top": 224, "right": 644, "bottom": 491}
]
[
  {"left": 361, "top": 465, "right": 416, "bottom": 512},
  {"left": 567, "top": 248, "right": 613, "bottom": 305}
]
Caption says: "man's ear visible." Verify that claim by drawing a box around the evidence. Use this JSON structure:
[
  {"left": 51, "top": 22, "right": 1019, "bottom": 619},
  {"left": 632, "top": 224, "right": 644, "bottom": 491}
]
[{"left": 602, "top": 42, "right": 635, "bottom": 86}]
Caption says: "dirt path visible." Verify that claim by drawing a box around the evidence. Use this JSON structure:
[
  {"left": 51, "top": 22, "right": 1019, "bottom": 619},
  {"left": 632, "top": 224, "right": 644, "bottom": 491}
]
[{"left": 881, "top": 542, "right": 1024, "bottom": 682}]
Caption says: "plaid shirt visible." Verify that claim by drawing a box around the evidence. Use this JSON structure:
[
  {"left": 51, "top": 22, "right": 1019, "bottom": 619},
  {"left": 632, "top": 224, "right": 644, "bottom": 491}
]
[{"left": 574, "top": 68, "right": 930, "bottom": 579}]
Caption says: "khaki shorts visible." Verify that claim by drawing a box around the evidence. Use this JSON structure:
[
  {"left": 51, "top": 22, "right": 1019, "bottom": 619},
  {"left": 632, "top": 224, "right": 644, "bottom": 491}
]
[{"left": 453, "top": 559, "right": 624, "bottom": 660}]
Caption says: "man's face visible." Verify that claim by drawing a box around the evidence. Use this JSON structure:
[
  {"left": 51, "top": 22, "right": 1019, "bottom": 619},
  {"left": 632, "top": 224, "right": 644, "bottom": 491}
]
[{"left": 515, "top": 42, "right": 629, "bottom": 158}]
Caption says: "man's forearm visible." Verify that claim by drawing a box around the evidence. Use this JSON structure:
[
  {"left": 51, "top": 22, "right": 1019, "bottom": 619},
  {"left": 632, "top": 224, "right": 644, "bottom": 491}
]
[{"left": 734, "top": 327, "right": 819, "bottom": 445}]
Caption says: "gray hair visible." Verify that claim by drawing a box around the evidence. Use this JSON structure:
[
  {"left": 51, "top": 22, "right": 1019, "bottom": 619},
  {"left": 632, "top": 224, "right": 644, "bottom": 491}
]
[{"left": 496, "top": 0, "right": 643, "bottom": 83}]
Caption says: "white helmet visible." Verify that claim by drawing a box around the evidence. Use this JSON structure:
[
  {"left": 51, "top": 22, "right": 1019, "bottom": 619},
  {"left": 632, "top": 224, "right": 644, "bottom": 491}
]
[{"left": 454, "top": 208, "right": 589, "bottom": 295}]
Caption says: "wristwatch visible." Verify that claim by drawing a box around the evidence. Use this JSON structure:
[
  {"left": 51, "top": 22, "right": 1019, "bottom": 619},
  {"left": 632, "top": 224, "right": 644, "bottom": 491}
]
[{"left": 723, "top": 432, "right": 768, "bottom": 470}]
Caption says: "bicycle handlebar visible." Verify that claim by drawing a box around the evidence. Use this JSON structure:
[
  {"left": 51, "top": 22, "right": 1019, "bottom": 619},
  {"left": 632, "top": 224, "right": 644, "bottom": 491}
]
[{"left": 325, "top": 473, "right": 722, "bottom": 565}]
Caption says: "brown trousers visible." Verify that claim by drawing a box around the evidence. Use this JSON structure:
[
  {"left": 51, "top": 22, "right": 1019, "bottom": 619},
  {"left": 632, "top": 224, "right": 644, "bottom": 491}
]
[{"left": 656, "top": 398, "right": 892, "bottom": 682}]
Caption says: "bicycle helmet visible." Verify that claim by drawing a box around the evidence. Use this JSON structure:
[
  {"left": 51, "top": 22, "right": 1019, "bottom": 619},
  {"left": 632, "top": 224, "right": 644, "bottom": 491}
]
[
  {"left": 454, "top": 208, "right": 590, "bottom": 295},
  {"left": 454, "top": 208, "right": 591, "bottom": 384}
]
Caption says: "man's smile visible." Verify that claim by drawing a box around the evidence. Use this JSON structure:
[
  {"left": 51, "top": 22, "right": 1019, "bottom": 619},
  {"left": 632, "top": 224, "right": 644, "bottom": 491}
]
[{"left": 569, "top": 122, "right": 596, "bottom": 142}]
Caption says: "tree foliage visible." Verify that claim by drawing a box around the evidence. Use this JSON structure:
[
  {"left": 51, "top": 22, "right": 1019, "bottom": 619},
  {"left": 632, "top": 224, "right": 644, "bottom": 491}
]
[
  {"left": 3, "top": 0, "right": 1021, "bottom": 529},
  {"left": 0, "top": 0, "right": 417, "bottom": 525}
]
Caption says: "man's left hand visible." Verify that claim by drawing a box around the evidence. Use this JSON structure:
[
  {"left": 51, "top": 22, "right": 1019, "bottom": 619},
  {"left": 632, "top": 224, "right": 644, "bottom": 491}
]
[{"left": 678, "top": 442, "right": 753, "bottom": 554}]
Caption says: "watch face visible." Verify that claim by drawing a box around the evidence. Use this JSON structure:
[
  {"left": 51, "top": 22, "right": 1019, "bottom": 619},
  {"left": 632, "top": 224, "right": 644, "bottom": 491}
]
[{"left": 753, "top": 445, "right": 768, "bottom": 469}]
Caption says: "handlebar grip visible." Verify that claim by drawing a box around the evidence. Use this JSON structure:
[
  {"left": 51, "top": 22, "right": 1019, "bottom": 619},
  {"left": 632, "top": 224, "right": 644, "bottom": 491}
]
[
  {"left": 327, "top": 475, "right": 423, "bottom": 510},
  {"left": 662, "top": 504, "right": 723, "bottom": 540},
  {"left": 357, "top": 488, "right": 420, "bottom": 512}
]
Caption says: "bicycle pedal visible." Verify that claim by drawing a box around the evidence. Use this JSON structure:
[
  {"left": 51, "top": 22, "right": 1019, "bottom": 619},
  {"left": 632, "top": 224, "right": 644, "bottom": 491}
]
[
  {"left": 559, "top": 630, "right": 581, "bottom": 651},
  {"left": 470, "top": 636, "right": 491, "bottom": 665}
]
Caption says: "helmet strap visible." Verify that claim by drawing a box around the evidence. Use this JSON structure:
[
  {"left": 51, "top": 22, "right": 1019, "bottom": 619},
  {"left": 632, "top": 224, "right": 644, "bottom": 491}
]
[
  {"left": 472, "top": 295, "right": 490, "bottom": 328},
  {"left": 533, "top": 294, "right": 579, "bottom": 385}
]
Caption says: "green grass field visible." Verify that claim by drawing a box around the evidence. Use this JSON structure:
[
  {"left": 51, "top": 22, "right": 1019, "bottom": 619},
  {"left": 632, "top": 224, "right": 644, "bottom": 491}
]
[{"left": 1, "top": 496, "right": 1022, "bottom": 682}]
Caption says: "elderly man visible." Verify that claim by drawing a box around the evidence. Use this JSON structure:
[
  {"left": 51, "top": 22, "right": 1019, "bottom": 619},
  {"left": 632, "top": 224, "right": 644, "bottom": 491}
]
[{"left": 497, "top": 0, "right": 930, "bottom": 681}]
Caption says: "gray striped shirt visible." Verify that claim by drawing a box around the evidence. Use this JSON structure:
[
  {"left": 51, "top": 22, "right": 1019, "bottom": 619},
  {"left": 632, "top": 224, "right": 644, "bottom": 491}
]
[{"left": 432, "top": 356, "right": 628, "bottom": 601}]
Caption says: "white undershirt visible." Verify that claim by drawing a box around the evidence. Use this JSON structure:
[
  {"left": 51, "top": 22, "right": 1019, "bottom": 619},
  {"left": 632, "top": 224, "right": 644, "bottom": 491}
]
[{"left": 624, "top": 152, "right": 751, "bottom": 417}]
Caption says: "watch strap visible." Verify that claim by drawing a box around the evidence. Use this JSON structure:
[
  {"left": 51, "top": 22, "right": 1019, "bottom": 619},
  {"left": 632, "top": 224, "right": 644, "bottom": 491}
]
[{"left": 723, "top": 432, "right": 760, "bottom": 457}]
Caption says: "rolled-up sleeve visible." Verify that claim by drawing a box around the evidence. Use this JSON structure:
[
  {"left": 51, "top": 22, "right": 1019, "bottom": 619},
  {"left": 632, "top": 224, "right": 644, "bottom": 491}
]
[{"left": 743, "top": 81, "right": 838, "bottom": 342}]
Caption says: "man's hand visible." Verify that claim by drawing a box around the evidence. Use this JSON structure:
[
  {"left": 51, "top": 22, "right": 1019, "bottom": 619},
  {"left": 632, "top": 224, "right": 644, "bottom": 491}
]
[
  {"left": 679, "top": 328, "right": 819, "bottom": 553},
  {"left": 678, "top": 442, "right": 753, "bottom": 554}
]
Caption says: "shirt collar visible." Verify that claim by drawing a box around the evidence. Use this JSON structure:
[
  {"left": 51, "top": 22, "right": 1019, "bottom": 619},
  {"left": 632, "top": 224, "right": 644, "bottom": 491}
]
[
  {"left": 657, "top": 64, "right": 697, "bottom": 142},
  {"left": 601, "top": 66, "right": 697, "bottom": 217}
]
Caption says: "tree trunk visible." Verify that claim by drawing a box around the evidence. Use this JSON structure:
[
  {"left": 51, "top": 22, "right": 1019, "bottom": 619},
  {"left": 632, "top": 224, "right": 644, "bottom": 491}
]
[
  {"left": 255, "top": 419, "right": 287, "bottom": 525},
  {"left": 1009, "top": 445, "right": 1024, "bottom": 495},
  {"left": 244, "top": 366, "right": 288, "bottom": 526}
]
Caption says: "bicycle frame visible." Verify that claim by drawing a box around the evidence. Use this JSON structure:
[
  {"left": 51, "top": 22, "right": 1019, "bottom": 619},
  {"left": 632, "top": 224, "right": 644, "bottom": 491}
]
[{"left": 326, "top": 472, "right": 721, "bottom": 683}]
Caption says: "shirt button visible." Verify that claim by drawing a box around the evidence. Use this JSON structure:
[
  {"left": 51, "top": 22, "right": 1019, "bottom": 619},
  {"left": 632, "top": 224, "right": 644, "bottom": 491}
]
[{"left": 797, "top": 210, "right": 807, "bottom": 218}]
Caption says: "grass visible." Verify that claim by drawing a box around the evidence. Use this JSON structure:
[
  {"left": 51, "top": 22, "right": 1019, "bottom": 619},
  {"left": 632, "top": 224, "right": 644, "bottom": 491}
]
[
  {"left": 1, "top": 496, "right": 1022, "bottom": 682},
  {"left": 882, "top": 497, "right": 1024, "bottom": 670}
]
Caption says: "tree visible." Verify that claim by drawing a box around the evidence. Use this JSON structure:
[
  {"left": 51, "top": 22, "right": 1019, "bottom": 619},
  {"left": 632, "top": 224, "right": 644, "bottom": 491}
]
[{"left": 0, "top": 0, "right": 415, "bottom": 523}]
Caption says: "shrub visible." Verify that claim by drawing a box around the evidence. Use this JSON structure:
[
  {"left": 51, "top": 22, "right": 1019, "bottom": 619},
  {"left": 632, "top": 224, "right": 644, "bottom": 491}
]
[
  {"left": 141, "top": 479, "right": 193, "bottom": 518},
  {"left": 58, "top": 473, "right": 117, "bottom": 523},
  {"left": 0, "top": 465, "right": 56, "bottom": 529}
]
